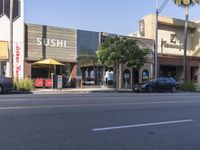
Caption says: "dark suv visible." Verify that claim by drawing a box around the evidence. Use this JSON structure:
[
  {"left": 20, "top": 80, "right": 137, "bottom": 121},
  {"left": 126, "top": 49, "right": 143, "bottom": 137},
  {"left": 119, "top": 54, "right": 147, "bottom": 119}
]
[{"left": 133, "top": 77, "right": 179, "bottom": 93}]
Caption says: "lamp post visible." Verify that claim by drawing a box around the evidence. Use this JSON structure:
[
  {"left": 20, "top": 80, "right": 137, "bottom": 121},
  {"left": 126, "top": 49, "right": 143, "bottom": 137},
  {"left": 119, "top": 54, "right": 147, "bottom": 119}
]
[
  {"left": 154, "top": 0, "right": 169, "bottom": 78},
  {"left": 9, "top": 0, "right": 14, "bottom": 78}
]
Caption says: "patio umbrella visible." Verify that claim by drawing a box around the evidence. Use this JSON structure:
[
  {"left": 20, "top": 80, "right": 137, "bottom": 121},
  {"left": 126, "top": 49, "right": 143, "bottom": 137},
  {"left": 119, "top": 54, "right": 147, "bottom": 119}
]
[
  {"left": 32, "top": 58, "right": 64, "bottom": 66},
  {"left": 32, "top": 58, "right": 64, "bottom": 78}
]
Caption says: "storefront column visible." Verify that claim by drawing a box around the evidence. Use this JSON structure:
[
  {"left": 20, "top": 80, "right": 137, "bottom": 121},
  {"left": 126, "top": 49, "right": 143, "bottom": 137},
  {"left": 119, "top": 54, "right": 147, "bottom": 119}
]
[
  {"left": 187, "top": 63, "right": 191, "bottom": 81},
  {"left": 24, "top": 62, "right": 32, "bottom": 78},
  {"left": 71, "top": 63, "right": 78, "bottom": 87},
  {"left": 93, "top": 59, "right": 97, "bottom": 85},
  {"left": 198, "top": 64, "right": 200, "bottom": 88},
  {"left": 0, "top": 61, "right": 1, "bottom": 75}
]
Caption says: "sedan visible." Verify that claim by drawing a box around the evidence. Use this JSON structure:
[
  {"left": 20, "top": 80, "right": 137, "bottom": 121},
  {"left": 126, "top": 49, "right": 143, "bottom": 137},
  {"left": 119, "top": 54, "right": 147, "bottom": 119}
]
[
  {"left": 0, "top": 75, "right": 14, "bottom": 94},
  {"left": 133, "top": 77, "right": 179, "bottom": 93}
]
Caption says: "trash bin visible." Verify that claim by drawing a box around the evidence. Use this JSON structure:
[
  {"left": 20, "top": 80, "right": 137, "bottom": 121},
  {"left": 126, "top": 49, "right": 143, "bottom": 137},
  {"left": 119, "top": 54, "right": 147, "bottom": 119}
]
[
  {"left": 76, "top": 76, "right": 82, "bottom": 88},
  {"left": 57, "top": 75, "right": 63, "bottom": 89},
  {"left": 52, "top": 75, "right": 63, "bottom": 89}
]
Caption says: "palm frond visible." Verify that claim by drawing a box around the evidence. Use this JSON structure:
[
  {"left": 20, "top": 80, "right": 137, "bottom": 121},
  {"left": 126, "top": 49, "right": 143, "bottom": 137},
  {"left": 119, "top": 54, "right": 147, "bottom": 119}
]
[{"left": 172, "top": 0, "right": 199, "bottom": 6}]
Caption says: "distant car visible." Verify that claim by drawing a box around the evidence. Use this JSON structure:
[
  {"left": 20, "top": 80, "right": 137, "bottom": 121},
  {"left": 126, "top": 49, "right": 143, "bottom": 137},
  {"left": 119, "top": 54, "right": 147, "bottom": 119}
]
[
  {"left": 0, "top": 75, "right": 14, "bottom": 94},
  {"left": 133, "top": 77, "right": 179, "bottom": 93}
]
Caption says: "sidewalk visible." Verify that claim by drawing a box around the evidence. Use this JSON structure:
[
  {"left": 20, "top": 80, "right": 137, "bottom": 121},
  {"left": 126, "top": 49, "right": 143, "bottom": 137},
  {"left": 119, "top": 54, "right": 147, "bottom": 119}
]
[
  {"left": 31, "top": 85, "right": 116, "bottom": 94},
  {"left": 8, "top": 85, "right": 134, "bottom": 95},
  {"left": 11, "top": 86, "right": 200, "bottom": 95}
]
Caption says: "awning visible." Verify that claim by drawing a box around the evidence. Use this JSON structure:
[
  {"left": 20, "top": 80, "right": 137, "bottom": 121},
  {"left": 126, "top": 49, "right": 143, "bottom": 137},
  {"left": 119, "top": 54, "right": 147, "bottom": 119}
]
[
  {"left": 0, "top": 41, "right": 8, "bottom": 60},
  {"left": 32, "top": 58, "right": 64, "bottom": 66}
]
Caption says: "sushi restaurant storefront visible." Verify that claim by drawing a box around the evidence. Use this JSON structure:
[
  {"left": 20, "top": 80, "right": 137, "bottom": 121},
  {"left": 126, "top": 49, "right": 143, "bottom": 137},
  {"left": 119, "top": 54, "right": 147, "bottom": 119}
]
[{"left": 24, "top": 24, "right": 78, "bottom": 88}]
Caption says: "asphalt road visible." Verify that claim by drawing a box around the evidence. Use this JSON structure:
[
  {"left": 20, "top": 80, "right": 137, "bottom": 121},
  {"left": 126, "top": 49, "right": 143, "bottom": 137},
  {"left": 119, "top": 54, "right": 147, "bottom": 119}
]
[{"left": 0, "top": 92, "right": 200, "bottom": 150}]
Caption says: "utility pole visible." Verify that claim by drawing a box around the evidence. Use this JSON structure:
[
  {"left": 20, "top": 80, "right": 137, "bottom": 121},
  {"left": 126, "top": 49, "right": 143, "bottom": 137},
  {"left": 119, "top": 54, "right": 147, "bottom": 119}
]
[
  {"left": 154, "top": 0, "right": 169, "bottom": 79},
  {"left": 183, "top": 5, "right": 189, "bottom": 81},
  {"left": 155, "top": 0, "right": 159, "bottom": 79},
  {"left": 9, "top": 0, "right": 14, "bottom": 78}
]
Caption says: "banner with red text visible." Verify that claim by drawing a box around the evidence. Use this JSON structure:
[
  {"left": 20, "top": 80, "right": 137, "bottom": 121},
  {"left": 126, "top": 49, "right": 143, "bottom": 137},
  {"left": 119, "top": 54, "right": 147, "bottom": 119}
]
[{"left": 13, "top": 42, "right": 24, "bottom": 80}]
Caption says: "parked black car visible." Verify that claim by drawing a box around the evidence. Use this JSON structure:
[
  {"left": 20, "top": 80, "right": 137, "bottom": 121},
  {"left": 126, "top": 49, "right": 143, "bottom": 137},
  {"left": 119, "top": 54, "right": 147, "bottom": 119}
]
[
  {"left": 133, "top": 77, "right": 179, "bottom": 93},
  {"left": 0, "top": 75, "right": 14, "bottom": 94}
]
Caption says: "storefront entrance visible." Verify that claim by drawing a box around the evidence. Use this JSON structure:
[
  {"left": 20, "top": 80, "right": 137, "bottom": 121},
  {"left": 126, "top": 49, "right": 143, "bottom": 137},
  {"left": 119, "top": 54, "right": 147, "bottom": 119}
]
[
  {"left": 159, "top": 65, "right": 183, "bottom": 81},
  {"left": 132, "top": 68, "right": 139, "bottom": 84},
  {"left": 79, "top": 57, "right": 104, "bottom": 86}
]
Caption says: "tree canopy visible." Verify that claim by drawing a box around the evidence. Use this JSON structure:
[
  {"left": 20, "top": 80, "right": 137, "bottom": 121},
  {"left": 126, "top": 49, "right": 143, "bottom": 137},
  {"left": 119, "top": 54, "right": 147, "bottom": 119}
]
[{"left": 96, "top": 36, "right": 150, "bottom": 68}]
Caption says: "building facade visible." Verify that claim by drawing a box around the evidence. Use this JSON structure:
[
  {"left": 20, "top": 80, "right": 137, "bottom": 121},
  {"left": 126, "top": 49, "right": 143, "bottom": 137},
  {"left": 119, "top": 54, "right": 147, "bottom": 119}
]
[
  {"left": 139, "top": 14, "right": 200, "bottom": 87},
  {"left": 3, "top": 0, "right": 199, "bottom": 88},
  {"left": 24, "top": 25, "right": 153, "bottom": 88},
  {"left": 0, "top": 0, "right": 24, "bottom": 79}
]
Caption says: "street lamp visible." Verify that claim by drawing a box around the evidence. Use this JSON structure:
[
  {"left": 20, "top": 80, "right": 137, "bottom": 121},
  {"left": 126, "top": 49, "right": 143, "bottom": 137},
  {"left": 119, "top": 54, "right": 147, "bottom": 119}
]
[
  {"left": 154, "top": 0, "right": 169, "bottom": 78},
  {"left": 9, "top": 0, "right": 14, "bottom": 78}
]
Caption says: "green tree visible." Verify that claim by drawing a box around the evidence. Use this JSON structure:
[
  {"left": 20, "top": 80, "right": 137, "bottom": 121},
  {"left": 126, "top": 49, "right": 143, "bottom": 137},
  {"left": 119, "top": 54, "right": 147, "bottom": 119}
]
[
  {"left": 172, "top": 0, "right": 199, "bottom": 81},
  {"left": 96, "top": 36, "right": 149, "bottom": 90}
]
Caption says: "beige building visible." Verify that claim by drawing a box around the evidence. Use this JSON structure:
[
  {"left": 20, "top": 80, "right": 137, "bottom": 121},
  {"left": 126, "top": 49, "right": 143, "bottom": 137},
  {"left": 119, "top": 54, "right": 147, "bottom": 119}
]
[{"left": 139, "top": 14, "right": 200, "bottom": 86}]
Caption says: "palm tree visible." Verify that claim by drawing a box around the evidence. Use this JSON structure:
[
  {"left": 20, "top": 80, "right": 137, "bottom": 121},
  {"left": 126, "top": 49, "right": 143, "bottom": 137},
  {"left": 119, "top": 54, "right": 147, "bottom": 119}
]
[{"left": 172, "top": 0, "right": 199, "bottom": 81}]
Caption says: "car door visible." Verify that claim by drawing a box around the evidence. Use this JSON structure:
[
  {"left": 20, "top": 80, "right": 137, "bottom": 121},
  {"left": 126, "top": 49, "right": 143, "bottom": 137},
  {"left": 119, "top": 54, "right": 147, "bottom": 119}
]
[
  {"left": 156, "top": 78, "right": 167, "bottom": 91},
  {"left": 152, "top": 78, "right": 162, "bottom": 92}
]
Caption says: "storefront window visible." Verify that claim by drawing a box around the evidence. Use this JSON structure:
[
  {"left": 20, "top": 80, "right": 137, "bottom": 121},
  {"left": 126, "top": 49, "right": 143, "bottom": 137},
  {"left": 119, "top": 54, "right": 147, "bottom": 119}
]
[
  {"left": 142, "top": 69, "right": 149, "bottom": 82},
  {"left": 0, "top": 62, "right": 6, "bottom": 76},
  {"left": 123, "top": 69, "right": 130, "bottom": 88}
]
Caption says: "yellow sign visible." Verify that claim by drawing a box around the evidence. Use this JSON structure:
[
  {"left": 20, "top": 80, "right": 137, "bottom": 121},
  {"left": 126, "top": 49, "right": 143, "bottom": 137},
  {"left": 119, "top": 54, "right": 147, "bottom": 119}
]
[{"left": 0, "top": 41, "right": 8, "bottom": 60}]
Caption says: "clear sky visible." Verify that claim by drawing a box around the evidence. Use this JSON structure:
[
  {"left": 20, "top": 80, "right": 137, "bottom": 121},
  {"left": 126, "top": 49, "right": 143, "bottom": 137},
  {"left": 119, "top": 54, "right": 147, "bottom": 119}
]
[{"left": 25, "top": 0, "right": 200, "bottom": 35}]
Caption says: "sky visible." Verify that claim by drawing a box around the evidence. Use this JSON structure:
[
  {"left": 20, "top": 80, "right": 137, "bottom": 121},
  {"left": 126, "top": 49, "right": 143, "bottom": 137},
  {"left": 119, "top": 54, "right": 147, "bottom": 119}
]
[{"left": 25, "top": 0, "right": 200, "bottom": 36}]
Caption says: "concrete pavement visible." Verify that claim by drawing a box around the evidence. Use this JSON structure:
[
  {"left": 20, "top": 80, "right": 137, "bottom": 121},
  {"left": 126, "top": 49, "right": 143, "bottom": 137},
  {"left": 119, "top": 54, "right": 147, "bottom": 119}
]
[
  {"left": 1, "top": 93, "right": 200, "bottom": 150},
  {"left": 9, "top": 85, "right": 132, "bottom": 95},
  {"left": 32, "top": 86, "right": 116, "bottom": 94}
]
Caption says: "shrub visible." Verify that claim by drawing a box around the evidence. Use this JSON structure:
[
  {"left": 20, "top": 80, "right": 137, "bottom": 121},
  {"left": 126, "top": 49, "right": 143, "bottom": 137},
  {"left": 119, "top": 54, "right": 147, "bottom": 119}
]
[
  {"left": 180, "top": 80, "right": 196, "bottom": 92},
  {"left": 14, "top": 78, "right": 34, "bottom": 91}
]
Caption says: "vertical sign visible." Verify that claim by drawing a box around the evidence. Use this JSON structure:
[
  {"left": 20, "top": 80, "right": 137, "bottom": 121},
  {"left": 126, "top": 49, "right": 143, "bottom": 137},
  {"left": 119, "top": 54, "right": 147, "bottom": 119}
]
[
  {"left": 13, "top": 42, "right": 24, "bottom": 79},
  {"left": 139, "top": 19, "right": 145, "bottom": 36}
]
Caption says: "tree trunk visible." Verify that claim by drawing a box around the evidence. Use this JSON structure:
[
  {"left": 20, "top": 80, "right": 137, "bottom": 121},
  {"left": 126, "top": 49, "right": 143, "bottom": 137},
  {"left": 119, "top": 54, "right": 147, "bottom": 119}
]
[
  {"left": 9, "top": 0, "right": 14, "bottom": 78},
  {"left": 102, "top": 65, "right": 106, "bottom": 86},
  {"left": 115, "top": 61, "right": 119, "bottom": 91},
  {"left": 183, "top": 5, "right": 189, "bottom": 81}
]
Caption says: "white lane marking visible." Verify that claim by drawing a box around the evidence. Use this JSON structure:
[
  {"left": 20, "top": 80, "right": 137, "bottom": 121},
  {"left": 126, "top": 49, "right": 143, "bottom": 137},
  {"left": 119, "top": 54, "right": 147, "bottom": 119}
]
[
  {"left": 92, "top": 119, "right": 194, "bottom": 131},
  {"left": 0, "top": 99, "right": 27, "bottom": 101},
  {"left": 0, "top": 105, "right": 75, "bottom": 110}
]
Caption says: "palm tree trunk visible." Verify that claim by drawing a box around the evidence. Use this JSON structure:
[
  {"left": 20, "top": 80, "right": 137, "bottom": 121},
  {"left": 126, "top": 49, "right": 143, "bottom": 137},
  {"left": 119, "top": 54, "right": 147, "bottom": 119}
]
[
  {"left": 9, "top": 0, "right": 14, "bottom": 78},
  {"left": 183, "top": 5, "right": 189, "bottom": 81}
]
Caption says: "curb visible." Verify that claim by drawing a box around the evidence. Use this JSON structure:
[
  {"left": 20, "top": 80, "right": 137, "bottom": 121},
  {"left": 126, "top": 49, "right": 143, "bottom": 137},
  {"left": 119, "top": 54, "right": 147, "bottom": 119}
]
[{"left": 4, "top": 89, "right": 200, "bottom": 95}]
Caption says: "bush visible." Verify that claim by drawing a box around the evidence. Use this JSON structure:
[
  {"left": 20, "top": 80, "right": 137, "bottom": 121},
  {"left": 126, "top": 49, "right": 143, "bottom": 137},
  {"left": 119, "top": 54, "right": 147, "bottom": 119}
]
[
  {"left": 14, "top": 78, "right": 34, "bottom": 91},
  {"left": 180, "top": 80, "right": 196, "bottom": 92}
]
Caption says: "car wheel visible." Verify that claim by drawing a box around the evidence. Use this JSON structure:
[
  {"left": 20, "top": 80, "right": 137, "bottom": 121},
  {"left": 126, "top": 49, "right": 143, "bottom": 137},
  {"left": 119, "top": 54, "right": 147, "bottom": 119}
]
[
  {"left": 171, "top": 86, "right": 177, "bottom": 93},
  {"left": 147, "top": 86, "right": 153, "bottom": 93},
  {"left": 0, "top": 85, "right": 3, "bottom": 94}
]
